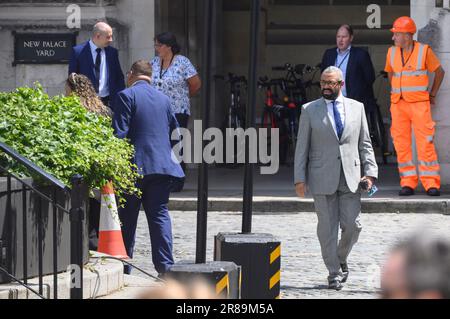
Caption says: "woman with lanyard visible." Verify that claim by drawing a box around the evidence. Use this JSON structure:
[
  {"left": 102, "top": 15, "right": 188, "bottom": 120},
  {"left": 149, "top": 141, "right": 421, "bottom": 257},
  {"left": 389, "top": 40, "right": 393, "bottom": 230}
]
[
  {"left": 150, "top": 32, "right": 201, "bottom": 175},
  {"left": 150, "top": 32, "right": 201, "bottom": 132}
]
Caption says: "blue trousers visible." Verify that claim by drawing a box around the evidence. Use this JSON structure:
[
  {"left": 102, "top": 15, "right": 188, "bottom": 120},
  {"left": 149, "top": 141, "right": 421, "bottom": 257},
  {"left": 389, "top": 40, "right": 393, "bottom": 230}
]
[{"left": 119, "top": 174, "right": 175, "bottom": 274}]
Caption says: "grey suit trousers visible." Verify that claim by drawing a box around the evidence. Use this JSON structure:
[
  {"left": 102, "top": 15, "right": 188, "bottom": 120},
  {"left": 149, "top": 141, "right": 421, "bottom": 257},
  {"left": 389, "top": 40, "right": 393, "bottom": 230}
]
[{"left": 312, "top": 167, "right": 362, "bottom": 281}]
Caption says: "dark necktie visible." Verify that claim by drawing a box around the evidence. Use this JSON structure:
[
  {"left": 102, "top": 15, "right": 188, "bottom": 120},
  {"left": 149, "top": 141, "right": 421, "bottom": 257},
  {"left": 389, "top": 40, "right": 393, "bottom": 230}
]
[
  {"left": 94, "top": 48, "right": 102, "bottom": 93},
  {"left": 332, "top": 100, "right": 344, "bottom": 139}
]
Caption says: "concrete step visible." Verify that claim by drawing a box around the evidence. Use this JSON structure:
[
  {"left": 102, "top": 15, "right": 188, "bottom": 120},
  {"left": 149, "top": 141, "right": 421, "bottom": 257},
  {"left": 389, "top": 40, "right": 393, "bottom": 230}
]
[
  {"left": 169, "top": 166, "right": 450, "bottom": 214},
  {"left": 0, "top": 252, "right": 124, "bottom": 299},
  {"left": 169, "top": 194, "right": 450, "bottom": 214},
  {"left": 97, "top": 274, "right": 160, "bottom": 299}
]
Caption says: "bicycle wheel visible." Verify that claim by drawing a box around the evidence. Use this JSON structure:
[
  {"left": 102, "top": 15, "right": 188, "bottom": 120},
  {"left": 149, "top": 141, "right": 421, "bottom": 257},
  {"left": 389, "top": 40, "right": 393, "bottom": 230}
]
[
  {"left": 374, "top": 105, "right": 389, "bottom": 164},
  {"left": 222, "top": 111, "right": 244, "bottom": 167},
  {"left": 276, "top": 112, "right": 289, "bottom": 165}
]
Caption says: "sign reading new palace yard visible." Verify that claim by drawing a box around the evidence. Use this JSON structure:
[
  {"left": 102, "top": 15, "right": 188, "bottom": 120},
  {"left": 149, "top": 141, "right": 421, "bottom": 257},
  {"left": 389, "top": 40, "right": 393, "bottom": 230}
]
[{"left": 13, "top": 33, "right": 77, "bottom": 65}]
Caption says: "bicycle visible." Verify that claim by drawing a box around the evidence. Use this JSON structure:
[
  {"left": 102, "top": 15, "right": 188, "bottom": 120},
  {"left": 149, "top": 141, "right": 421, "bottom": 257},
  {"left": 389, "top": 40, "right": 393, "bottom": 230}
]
[
  {"left": 258, "top": 76, "right": 289, "bottom": 164},
  {"left": 268, "top": 63, "right": 319, "bottom": 163},
  {"left": 215, "top": 73, "right": 247, "bottom": 166},
  {"left": 368, "top": 70, "right": 392, "bottom": 164}
]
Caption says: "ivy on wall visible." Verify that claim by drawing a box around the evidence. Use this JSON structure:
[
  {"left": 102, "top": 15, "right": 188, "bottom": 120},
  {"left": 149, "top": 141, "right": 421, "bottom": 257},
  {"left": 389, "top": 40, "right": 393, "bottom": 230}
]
[{"left": 0, "top": 84, "right": 141, "bottom": 204}]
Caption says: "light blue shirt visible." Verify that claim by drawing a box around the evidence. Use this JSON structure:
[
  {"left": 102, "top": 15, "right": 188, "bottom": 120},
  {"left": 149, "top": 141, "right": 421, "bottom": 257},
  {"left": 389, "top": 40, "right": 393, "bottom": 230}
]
[
  {"left": 335, "top": 46, "right": 351, "bottom": 97},
  {"left": 89, "top": 40, "right": 109, "bottom": 98},
  {"left": 325, "top": 93, "right": 345, "bottom": 138}
]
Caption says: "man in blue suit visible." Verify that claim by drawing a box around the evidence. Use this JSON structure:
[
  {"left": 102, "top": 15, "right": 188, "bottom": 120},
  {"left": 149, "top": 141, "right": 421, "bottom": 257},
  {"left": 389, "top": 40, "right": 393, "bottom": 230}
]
[
  {"left": 68, "top": 21, "right": 125, "bottom": 110},
  {"left": 112, "top": 60, "right": 184, "bottom": 275},
  {"left": 321, "top": 24, "right": 376, "bottom": 111}
]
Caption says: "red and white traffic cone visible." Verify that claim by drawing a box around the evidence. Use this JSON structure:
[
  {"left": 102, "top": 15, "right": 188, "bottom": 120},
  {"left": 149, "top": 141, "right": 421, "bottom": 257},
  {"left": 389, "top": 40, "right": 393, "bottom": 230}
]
[{"left": 97, "top": 181, "right": 128, "bottom": 259}]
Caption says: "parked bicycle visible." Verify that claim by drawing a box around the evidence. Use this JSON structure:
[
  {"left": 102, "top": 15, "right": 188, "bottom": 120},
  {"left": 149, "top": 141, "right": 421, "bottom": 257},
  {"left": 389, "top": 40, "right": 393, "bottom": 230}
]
[
  {"left": 259, "top": 63, "right": 319, "bottom": 164},
  {"left": 258, "top": 76, "right": 289, "bottom": 164},
  {"left": 273, "top": 63, "right": 320, "bottom": 147},
  {"left": 368, "top": 70, "right": 392, "bottom": 164},
  {"left": 215, "top": 73, "right": 247, "bottom": 166}
]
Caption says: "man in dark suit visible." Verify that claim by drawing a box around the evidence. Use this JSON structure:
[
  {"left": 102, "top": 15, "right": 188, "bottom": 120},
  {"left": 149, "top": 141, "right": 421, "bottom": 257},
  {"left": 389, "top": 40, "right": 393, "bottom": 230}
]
[
  {"left": 69, "top": 22, "right": 125, "bottom": 251},
  {"left": 112, "top": 60, "right": 184, "bottom": 275},
  {"left": 69, "top": 21, "right": 125, "bottom": 110},
  {"left": 321, "top": 24, "right": 376, "bottom": 111}
]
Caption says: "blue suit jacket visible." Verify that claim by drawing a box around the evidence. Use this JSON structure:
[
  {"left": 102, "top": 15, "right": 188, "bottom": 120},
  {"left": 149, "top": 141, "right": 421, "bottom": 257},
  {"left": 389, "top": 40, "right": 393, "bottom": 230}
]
[
  {"left": 68, "top": 41, "right": 125, "bottom": 110},
  {"left": 112, "top": 81, "right": 184, "bottom": 179},
  {"left": 321, "top": 46, "right": 376, "bottom": 110}
]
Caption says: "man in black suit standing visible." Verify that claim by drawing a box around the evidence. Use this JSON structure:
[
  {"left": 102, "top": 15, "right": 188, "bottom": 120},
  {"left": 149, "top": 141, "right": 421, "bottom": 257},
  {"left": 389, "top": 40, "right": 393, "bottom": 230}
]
[
  {"left": 69, "top": 21, "right": 125, "bottom": 110},
  {"left": 321, "top": 24, "right": 376, "bottom": 111},
  {"left": 68, "top": 21, "right": 125, "bottom": 250}
]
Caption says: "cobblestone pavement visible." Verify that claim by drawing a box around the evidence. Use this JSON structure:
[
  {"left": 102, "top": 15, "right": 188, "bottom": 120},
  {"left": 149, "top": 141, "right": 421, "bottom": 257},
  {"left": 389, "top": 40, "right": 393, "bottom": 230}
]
[{"left": 131, "top": 211, "right": 450, "bottom": 299}]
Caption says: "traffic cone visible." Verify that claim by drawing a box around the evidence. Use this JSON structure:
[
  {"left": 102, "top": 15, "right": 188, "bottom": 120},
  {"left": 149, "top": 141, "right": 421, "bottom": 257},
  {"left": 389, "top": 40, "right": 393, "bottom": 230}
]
[{"left": 97, "top": 181, "right": 129, "bottom": 259}]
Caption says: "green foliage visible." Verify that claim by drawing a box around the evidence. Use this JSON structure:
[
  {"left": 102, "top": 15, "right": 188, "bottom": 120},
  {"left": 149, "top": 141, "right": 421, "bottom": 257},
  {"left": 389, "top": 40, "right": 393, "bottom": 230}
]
[{"left": 0, "top": 84, "right": 141, "bottom": 203}]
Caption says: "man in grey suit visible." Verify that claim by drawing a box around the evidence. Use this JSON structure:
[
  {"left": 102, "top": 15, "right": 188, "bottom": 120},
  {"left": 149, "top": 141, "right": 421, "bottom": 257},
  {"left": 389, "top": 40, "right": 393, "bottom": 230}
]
[{"left": 294, "top": 66, "right": 378, "bottom": 290}]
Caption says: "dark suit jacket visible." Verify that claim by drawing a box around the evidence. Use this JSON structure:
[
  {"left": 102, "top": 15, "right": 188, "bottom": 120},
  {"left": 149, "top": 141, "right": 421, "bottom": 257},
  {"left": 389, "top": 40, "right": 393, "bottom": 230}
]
[
  {"left": 112, "top": 81, "right": 184, "bottom": 179},
  {"left": 321, "top": 46, "right": 376, "bottom": 110},
  {"left": 68, "top": 41, "right": 125, "bottom": 110}
]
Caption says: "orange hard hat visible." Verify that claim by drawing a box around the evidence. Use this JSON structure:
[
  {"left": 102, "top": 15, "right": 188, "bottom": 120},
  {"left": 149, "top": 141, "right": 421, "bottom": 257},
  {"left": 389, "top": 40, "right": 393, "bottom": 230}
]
[{"left": 390, "top": 16, "right": 417, "bottom": 34}]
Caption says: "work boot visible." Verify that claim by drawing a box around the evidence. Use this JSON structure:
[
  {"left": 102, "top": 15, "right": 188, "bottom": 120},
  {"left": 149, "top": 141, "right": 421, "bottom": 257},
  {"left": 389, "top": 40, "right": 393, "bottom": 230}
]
[
  {"left": 399, "top": 186, "right": 414, "bottom": 196},
  {"left": 426, "top": 188, "right": 440, "bottom": 196}
]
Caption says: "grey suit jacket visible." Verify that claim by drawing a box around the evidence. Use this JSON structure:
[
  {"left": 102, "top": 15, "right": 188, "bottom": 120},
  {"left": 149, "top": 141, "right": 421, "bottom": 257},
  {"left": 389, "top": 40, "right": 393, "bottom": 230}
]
[{"left": 294, "top": 97, "right": 378, "bottom": 195}]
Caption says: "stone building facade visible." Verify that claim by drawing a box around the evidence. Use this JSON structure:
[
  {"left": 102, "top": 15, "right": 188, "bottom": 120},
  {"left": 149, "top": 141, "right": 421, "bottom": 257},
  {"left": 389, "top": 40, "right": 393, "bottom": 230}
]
[{"left": 0, "top": 0, "right": 449, "bottom": 184}]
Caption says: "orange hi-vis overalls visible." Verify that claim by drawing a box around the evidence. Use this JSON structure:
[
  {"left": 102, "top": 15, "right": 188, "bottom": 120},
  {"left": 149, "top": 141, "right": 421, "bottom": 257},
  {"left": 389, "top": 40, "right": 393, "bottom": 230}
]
[{"left": 385, "top": 41, "right": 440, "bottom": 190}]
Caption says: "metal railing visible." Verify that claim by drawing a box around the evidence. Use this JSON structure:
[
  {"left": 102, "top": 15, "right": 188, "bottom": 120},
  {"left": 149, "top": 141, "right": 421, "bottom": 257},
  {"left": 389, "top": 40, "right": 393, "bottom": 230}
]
[{"left": 0, "top": 141, "right": 87, "bottom": 299}]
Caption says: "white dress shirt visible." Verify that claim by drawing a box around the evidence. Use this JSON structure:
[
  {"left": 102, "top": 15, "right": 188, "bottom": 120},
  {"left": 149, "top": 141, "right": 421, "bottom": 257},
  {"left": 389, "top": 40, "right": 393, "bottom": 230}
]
[
  {"left": 335, "top": 45, "right": 351, "bottom": 97},
  {"left": 89, "top": 40, "right": 109, "bottom": 98},
  {"left": 325, "top": 93, "right": 346, "bottom": 138}
]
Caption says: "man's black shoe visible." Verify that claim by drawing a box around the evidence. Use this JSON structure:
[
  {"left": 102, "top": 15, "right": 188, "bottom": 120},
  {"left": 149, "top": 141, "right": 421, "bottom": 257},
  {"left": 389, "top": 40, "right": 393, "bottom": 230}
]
[
  {"left": 157, "top": 272, "right": 168, "bottom": 280},
  {"left": 328, "top": 278, "right": 343, "bottom": 291},
  {"left": 341, "top": 263, "right": 349, "bottom": 283},
  {"left": 427, "top": 188, "right": 440, "bottom": 196},
  {"left": 399, "top": 186, "right": 414, "bottom": 196}
]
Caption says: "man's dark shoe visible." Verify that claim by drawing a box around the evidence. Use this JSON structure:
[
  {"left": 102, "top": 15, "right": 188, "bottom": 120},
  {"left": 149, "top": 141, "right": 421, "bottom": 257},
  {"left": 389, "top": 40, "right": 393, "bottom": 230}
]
[
  {"left": 157, "top": 272, "right": 168, "bottom": 280},
  {"left": 341, "top": 263, "right": 349, "bottom": 283},
  {"left": 399, "top": 186, "right": 414, "bottom": 196},
  {"left": 426, "top": 188, "right": 440, "bottom": 196},
  {"left": 328, "top": 278, "right": 343, "bottom": 291}
]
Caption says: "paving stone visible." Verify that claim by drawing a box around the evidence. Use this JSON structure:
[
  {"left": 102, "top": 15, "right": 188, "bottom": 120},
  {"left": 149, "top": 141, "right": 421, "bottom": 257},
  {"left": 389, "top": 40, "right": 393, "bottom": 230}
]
[{"left": 129, "top": 211, "right": 450, "bottom": 299}]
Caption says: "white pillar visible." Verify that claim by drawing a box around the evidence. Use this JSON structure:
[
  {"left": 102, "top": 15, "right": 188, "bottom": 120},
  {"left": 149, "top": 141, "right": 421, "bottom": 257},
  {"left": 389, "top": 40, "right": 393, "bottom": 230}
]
[
  {"left": 115, "top": 0, "right": 156, "bottom": 70},
  {"left": 410, "top": 0, "right": 436, "bottom": 40},
  {"left": 431, "top": 8, "right": 450, "bottom": 186}
]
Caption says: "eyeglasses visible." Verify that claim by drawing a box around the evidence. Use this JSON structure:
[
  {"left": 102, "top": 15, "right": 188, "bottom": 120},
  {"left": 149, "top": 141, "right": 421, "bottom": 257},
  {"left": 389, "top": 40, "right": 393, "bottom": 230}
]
[
  {"left": 320, "top": 80, "right": 343, "bottom": 87},
  {"left": 154, "top": 43, "right": 164, "bottom": 48},
  {"left": 126, "top": 70, "right": 132, "bottom": 76}
]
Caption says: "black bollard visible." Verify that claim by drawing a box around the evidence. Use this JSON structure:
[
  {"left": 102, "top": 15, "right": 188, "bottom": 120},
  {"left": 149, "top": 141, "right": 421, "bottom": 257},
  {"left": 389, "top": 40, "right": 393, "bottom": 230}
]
[
  {"left": 169, "top": 261, "right": 241, "bottom": 299},
  {"left": 214, "top": 0, "right": 281, "bottom": 299},
  {"left": 215, "top": 233, "right": 280, "bottom": 299},
  {"left": 168, "top": 0, "right": 240, "bottom": 298}
]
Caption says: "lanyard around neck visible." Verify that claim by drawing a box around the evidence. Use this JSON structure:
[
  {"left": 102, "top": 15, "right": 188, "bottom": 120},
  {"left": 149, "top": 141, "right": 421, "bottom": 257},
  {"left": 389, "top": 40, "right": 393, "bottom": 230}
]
[
  {"left": 335, "top": 50, "right": 350, "bottom": 69},
  {"left": 159, "top": 55, "right": 175, "bottom": 79}
]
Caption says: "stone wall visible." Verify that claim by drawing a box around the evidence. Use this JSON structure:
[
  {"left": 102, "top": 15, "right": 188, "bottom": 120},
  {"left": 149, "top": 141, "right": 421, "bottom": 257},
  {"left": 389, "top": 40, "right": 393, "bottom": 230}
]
[
  {"left": 0, "top": 0, "right": 155, "bottom": 96},
  {"left": 416, "top": 3, "right": 450, "bottom": 185}
]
